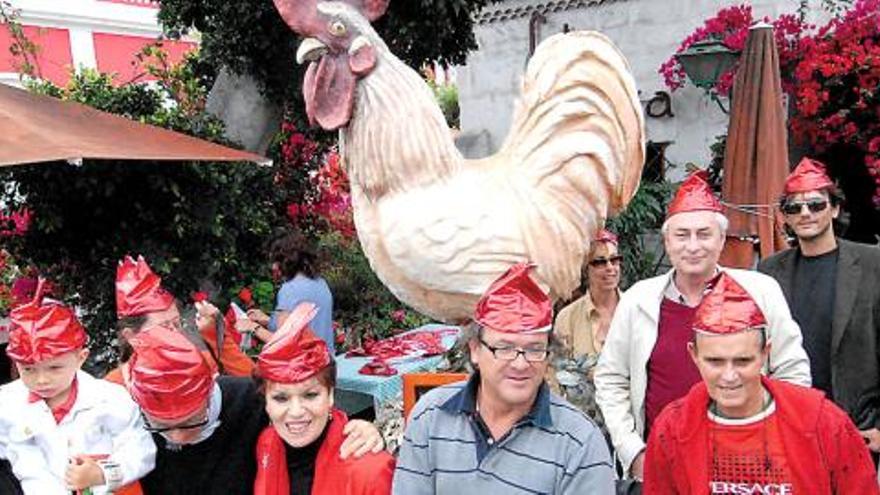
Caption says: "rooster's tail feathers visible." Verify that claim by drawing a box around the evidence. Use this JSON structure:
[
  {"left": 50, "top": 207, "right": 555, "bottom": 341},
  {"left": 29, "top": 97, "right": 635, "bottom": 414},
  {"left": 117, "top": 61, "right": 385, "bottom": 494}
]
[
  {"left": 498, "top": 31, "right": 645, "bottom": 301},
  {"left": 500, "top": 31, "right": 645, "bottom": 214}
]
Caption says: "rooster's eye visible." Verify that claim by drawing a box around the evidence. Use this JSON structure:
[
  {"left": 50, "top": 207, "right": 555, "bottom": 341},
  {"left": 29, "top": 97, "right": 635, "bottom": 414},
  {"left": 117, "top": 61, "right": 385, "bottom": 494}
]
[{"left": 328, "top": 20, "right": 347, "bottom": 37}]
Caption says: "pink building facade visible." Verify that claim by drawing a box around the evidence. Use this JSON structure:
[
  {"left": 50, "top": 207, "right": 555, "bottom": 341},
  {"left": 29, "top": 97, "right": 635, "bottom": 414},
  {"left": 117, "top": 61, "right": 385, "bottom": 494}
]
[{"left": 0, "top": 0, "right": 196, "bottom": 87}]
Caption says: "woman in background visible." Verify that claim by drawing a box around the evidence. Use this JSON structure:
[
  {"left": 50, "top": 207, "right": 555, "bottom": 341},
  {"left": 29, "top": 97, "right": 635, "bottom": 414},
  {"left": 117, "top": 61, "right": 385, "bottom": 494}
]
[
  {"left": 554, "top": 229, "right": 622, "bottom": 359},
  {"left": 242, "top": 230, "right": 335, "bottom": 355}
]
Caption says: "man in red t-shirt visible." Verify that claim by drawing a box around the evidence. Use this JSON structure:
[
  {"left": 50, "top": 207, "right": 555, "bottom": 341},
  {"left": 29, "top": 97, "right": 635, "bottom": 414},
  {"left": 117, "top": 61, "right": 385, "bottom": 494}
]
[
  {"left": 644, "top": 272, "right": 878, "bottom": 494},
  {"left": 595, "top": 172, "right": 810, "bottom": 481}
]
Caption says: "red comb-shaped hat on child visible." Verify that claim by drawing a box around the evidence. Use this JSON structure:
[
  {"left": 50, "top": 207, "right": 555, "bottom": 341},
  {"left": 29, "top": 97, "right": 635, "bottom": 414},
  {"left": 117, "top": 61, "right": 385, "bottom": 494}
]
[{"left": 6, "top": 279, "right": 87, "bottom": 364}]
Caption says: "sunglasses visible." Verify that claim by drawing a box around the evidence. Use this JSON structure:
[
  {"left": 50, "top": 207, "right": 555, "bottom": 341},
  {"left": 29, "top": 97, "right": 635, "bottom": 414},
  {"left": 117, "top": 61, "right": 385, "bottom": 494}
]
[
  {"left": 780, "top": 199, "right": 828, "bottom": 215},
  {"left": 588, "top": 255, "right": 623, "bottom": 268}
]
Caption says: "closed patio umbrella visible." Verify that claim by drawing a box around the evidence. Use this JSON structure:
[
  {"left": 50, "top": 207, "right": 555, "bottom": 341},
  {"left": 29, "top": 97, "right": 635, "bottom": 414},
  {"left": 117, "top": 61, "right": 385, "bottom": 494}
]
[{"left": 719, "top": 23, "right": 789, "bottom": 268}]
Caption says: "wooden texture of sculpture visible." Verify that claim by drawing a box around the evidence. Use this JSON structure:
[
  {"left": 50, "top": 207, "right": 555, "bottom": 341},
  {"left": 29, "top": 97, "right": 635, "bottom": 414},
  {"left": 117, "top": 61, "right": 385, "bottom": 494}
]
[{"left": 274, "top": 0, "right": 646, "bottom": 322}]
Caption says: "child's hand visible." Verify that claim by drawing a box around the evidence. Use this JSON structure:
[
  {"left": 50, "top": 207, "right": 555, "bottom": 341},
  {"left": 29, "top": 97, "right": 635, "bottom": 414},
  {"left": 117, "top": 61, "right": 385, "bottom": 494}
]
[{"left": 65, "top": 455, "right": 106, "bottom": 490}]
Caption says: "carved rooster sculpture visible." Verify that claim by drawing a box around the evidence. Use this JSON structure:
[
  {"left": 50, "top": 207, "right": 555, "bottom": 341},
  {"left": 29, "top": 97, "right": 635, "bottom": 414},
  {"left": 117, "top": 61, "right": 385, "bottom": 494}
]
[{"left": 274, "top": 0, "right": 645, "bottom": 322}]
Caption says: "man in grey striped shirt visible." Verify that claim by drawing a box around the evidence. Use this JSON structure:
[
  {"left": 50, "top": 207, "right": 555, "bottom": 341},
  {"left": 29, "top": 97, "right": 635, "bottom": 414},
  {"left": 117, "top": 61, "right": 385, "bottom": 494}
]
[{"left": 393, "top": 263, "right": 615, "bottom": 494}]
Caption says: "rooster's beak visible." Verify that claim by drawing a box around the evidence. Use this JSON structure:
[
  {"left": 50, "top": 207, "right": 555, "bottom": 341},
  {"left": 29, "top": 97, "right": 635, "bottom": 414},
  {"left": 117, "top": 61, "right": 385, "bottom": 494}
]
[{"left": 296, "top": 38, "right": 328, "bottom": 64}]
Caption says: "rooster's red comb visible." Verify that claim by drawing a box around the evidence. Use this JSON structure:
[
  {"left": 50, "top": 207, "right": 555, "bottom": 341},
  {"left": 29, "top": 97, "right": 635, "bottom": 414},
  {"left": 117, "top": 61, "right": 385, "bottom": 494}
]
[{"left": 273, "top": 0, "right": 389, "bottom": 35}]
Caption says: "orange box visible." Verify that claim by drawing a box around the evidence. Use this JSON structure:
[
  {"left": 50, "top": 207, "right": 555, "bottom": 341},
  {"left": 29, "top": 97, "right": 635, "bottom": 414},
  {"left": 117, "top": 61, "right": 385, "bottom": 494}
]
[{"left": 402, "top": 372, "right": 467, "bottom": 422}]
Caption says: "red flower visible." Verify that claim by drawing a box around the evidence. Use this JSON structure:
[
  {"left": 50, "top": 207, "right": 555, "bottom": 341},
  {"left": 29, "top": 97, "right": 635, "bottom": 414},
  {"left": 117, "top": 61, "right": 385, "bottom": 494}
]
[
  {"left": 11, "top": 276, "right": 38, "bottom": 305},
  {"left": 0, "top": 208, "right": 32, "bottom": 238},
  {"left": 191, "top": 291, "right": 209, "bottom": 303},
  {"left": 788, "top": 0, "right": 880, "bottom": 205},
  {"left": 334, "top": 321, "right": 345, "bottom": 344},
  {"left": 286, "top": 203, "right": 302, "bottom": 221},
  {"left": 238, "top": 287, "right": 253, "bottom": 306}
]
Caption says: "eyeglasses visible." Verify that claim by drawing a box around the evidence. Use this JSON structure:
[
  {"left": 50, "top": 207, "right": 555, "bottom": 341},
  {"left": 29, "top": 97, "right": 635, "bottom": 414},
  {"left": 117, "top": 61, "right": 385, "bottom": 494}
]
[
  {"left": 588, "top": 255, "right": 623, "bottom": 268},
  {"left": 142, "top": 414, "right": 209, "bottom": 434},
  {"left": 479, "top": 338, "right": 549, "bottom": 363},
  {"left": 780, "top": 199, "right": 828, "bottom": 215}
]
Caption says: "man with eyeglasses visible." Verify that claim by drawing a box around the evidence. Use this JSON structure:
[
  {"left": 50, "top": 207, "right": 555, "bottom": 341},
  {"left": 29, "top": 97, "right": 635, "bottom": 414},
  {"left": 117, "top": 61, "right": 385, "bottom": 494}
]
[
  {"left": 759, "top": 157, "right": 880, "bottom": 464},
  {"left": 122, "top": 324, "right": 384, "bottom": 495},
  {"left": 595, "top": 172, "right": 811, "bottom": 484},
  {"left": 394, "top": 262, "right": 615, "bottom": 494}
]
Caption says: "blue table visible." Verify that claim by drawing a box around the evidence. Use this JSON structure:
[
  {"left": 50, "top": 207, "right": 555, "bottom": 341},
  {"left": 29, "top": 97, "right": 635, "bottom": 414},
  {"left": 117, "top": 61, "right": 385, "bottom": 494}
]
[{"left": 334, "top": 324, "right": 459, "bottom": 414}]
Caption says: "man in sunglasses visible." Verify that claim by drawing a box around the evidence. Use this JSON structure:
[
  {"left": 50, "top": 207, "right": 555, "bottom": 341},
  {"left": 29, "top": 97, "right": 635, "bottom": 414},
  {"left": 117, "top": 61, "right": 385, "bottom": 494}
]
[
  {"left": 394, "top": 263, "right": 615, "bottom": 494},
  {"left": 595, "top": 172, "right": 811, "bottom": 484},
  {"left": 759, "top": 157, "right": 880, "bottom": 464}
]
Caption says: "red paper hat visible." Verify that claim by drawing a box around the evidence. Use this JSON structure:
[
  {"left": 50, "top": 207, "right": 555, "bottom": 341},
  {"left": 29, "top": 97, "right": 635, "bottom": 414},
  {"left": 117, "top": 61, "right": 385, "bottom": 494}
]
[
  {"left": 595, "top": 229, "right": 618, "bottom": 245},
  {"left": 116, "top": 255, "right": 174, "bottom": 317},
  {"left": 257, "top": 302, "right": 331, "bottom": 383},
  {"left": 693, "top": 273, "right": 767, "bottom": 335},
  {"left": 474, "top": 262, "right": 552, "bottom": 333},
  {"left": 667, "top": 171, "right": 723, "bottom": 218},
  {"left": 123, "top": 325, "right": 214, "bottom": 421},
  {"left": 783, "top": 157, "right": 834, "bottom": 195},
  {"left": 6, "top": 280, "right": 87, "bottom": 364}
]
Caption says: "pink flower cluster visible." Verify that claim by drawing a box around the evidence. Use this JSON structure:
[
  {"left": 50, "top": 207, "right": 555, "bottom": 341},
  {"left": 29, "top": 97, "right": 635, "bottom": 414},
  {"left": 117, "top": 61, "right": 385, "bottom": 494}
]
[
  {"left": 309, "top": 151, "right": 355, "bottom": 239},
  {"left": 663, "top": 1, "right": 880, "bottom": 208},
  {"left": 0, "top": 208, "right": 32, "bottom": 238},
  {"left": 279, "top": 121, "right": 318, "bottom": 169},
  {"left": 659, "top": 5, "right": 808, "bottom": 97},
  {"left": 277, "top": 120, "right": 356, "bottom": 237},
  {"left": 789, "top": 0, "right": 880, "bottom": 206}
]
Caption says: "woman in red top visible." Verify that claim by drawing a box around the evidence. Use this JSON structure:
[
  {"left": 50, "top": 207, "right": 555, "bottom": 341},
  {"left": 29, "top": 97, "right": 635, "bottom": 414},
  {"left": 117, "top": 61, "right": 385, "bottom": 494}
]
[{"left": 253, "top": 303, "right": 394, "bottom": 495}]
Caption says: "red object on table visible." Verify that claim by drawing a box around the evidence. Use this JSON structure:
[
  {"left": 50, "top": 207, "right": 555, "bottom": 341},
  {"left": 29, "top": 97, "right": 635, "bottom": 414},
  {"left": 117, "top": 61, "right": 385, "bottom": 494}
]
[
  {"left": 358, "top": 359, "right": 398, "bottom": 376},
  {"left": 345, "top": 328, "right": 456, "bottom": 361}
]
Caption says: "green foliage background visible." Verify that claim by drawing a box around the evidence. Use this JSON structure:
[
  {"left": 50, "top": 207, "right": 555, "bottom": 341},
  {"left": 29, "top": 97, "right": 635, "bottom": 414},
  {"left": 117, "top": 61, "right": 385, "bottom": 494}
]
[
  {"left": 0, "top": 67, "right": 284, "bottom": 368},
  {"left": 607, "top": 180, "right": 674, "bottom": 289}
]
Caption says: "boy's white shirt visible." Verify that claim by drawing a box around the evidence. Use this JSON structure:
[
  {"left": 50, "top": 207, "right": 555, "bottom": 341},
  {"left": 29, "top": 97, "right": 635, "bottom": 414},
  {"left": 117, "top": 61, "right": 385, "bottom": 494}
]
[{"left": 0, "top": 370, "right": 157, "bottom": 494}]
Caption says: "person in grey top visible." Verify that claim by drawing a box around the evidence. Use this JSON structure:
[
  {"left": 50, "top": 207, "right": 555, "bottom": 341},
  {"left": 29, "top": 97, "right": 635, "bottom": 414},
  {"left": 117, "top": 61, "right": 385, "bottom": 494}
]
[
  {"left": 393, "top": 263, "right": 614, "bottom": 494},
  {"left": 243, "top": 229, "right": 335, "bottom": 354}
]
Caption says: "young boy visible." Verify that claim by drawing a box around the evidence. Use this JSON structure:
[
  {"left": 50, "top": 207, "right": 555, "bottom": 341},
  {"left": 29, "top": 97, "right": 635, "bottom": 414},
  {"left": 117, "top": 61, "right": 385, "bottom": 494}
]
[{"left": 0, "top": 286, "right": 156, "bottom": 494}]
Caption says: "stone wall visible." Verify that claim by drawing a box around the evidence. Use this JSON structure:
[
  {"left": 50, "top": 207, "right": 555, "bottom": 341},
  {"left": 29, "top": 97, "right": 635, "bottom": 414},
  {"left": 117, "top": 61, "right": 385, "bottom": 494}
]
[{"left": 456, "top": 0, "right": 830, "bottom": 180}]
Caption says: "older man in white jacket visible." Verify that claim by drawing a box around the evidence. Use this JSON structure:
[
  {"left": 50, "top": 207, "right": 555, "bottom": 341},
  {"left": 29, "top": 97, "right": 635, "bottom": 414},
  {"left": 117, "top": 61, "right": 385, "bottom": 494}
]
[{"left": 595, "top": 172, "right": 811, "bottom": 481}]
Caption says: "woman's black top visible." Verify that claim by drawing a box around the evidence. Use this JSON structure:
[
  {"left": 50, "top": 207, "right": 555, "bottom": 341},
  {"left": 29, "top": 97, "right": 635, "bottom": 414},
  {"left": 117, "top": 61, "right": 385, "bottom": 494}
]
[{"left": 285, "top": 422, "right": 329, "bottom": 495}]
